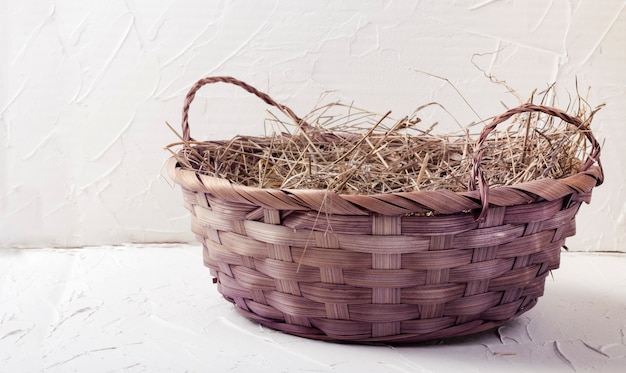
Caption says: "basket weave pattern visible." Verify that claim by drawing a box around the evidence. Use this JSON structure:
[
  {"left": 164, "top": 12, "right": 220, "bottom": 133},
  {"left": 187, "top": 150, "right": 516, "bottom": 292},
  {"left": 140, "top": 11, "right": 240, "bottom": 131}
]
[{"left": 169, "top": 77, "right": 603, "bottom": 343}]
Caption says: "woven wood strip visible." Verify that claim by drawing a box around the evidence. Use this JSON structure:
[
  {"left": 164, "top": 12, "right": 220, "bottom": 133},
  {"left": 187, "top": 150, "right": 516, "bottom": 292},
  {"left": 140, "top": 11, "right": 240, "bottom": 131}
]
[
  {"left": 282, "top": 213, "right": 373, "bottom": 234},
  {"left": 348, "top": 303, "right": 421, "bottom": 323},
  {"left": 400, "top": 316, "right": 457, "bottom": 334},
  {"left": 230, "top": 266, "right": 276, "bottom": 291},
  {"left": 443, "top": 292, "right": 503, "bottom": 316},
  {"left": 341, "top": 269, "right": 426, "bottom": 288},
  {"left": 401, "top": 214, "right": 478, "bottom": 235},
  {"left": 447, "top": 259, "right": 514, "bottom": 283},
  {"left": 402, "top": 250, "right": 473, "bottom": 270},
  {"left": 502, "top": 199, "right": 563, "bottom": 224},
  {"left": 401, "top": 284, "right": 467, "bottom": 304},
  {"left": 245, "top": 299, "right": 285, "bottom": 320},
  {"left": 291, "top": 247, "right": 371, "bottom": 269},
  {"left": 496, "top": 232, "right": 564, "bottom": 258},
  {"left": 299, "top": 283, "right": 372, "bottom": 304},
  {"left": 453, "top": 225, "right": 525, "bottom": 248}
]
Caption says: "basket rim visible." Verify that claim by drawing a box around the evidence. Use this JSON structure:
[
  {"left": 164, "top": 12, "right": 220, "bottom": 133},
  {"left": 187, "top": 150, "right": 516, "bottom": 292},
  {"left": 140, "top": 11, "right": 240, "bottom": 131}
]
[{"left": 168, "top": 156, "right": 603, "bottom": 216}]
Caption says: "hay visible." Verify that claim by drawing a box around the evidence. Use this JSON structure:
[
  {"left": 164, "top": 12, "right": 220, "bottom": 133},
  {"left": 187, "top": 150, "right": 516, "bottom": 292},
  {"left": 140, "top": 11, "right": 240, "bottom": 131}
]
[{"left": 167, "top": 93, "right": 601, "bottom": 196}]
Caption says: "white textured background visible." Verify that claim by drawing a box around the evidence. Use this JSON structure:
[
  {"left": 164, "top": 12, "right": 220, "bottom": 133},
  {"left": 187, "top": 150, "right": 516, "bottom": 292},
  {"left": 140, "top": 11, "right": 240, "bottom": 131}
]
[{"left": 1, "top": 0, "right": 624, "bottom": 250}]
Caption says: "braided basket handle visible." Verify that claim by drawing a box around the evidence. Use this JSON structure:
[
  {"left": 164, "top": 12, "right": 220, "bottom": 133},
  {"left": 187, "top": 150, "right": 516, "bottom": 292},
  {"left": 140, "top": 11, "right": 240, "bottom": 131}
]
[
  {"left": 181, "top": 76, "right": 306, "bottom": 142},
  {"left": 470, "top": 103, "right": 603, "bottom": 221}
]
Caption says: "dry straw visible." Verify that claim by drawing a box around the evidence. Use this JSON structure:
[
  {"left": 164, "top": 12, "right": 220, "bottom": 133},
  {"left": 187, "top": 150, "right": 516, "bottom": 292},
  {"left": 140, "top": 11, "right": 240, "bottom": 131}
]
[
  {"left": 167, "top": 83, "right": 597, "bottom": 197},
  {"left": 167, "top": 76, "right": 603, "bottom": 343}
]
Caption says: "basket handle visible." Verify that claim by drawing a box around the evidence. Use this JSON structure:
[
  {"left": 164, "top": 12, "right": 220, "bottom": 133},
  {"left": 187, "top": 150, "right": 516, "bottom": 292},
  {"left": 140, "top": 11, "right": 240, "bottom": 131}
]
[
  {"left": 470, "top": 103, "right": 603, "bottom": 222},
  {"left": 181, "top": 76, "right": 306, "bottom": 142}
]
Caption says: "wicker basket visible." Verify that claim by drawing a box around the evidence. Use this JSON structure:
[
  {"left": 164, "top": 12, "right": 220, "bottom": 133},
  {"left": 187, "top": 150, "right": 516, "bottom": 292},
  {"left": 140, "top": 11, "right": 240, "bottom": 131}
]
[{"left": 168, "top": 76, "right": 603, "bottom": 343}]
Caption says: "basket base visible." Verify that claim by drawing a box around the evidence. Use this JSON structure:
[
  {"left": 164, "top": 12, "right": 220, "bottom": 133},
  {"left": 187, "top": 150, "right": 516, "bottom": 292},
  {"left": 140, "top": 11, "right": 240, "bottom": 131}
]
[{"left": 226, "top": 296, "right": 538, "bottom": 344}]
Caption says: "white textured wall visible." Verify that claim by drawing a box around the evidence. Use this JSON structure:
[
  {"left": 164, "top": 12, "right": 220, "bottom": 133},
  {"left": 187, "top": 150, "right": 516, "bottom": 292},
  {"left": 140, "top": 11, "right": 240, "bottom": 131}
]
[{"left": 1, "top": 0, "right": 624, "bottom": 250}]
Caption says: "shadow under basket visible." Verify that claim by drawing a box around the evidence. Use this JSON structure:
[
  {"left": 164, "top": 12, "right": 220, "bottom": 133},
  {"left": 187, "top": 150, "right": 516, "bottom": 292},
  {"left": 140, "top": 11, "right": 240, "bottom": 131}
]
[{"left": 168, "top": 76, "right": 604, "bottom": 343}]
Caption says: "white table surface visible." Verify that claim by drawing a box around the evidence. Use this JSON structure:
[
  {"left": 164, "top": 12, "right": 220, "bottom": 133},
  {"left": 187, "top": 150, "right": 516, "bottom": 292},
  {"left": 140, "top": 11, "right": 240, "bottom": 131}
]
[{"left": 1, "top": 245, "right": 624, "bottom": 373}]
